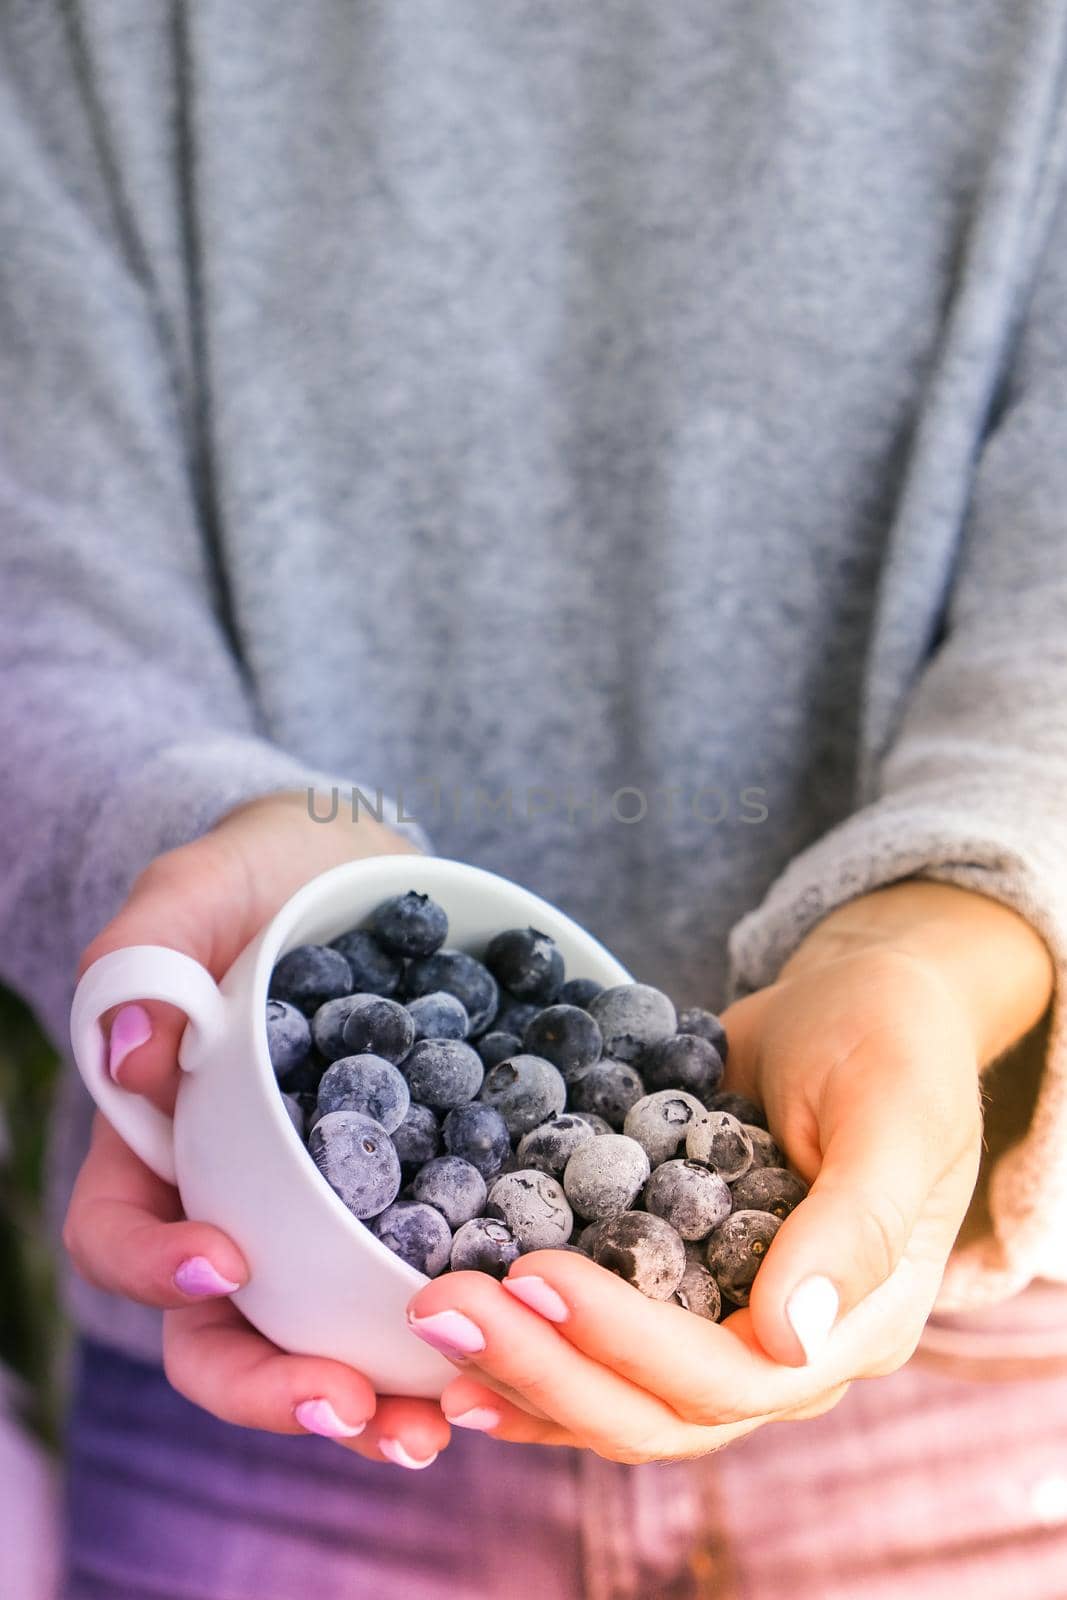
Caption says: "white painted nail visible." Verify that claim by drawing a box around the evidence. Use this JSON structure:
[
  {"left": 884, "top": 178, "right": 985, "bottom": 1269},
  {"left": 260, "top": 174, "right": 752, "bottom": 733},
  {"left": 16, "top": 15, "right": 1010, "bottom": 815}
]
[{"left": 785, "top": 1276, "right": 839, "bottom": 1364}]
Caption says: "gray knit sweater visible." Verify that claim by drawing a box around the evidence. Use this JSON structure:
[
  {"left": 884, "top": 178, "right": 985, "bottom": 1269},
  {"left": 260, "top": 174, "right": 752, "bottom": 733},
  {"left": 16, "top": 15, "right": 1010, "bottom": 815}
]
[{"left": 1, "top": 0, "right": 1066, "bottom": 1367}]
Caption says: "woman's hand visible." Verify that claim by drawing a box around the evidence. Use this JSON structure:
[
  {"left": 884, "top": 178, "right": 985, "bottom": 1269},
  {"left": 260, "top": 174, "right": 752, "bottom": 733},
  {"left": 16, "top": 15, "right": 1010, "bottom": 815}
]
[
  {"left": 405, "top": 883, "right": 1053, "bottom": 1463},
  {"left": 63, "top": 791, "right": 452, "bottom": 1470}
]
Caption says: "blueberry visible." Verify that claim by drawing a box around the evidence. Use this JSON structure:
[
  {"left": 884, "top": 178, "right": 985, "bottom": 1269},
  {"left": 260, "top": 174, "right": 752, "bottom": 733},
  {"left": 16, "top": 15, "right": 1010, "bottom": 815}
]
[
  {"left": 574, "top": 1112, "right": 614, "bottom": 1136},
  {"left": 485, "top": 927, "right": 565, "bottom": 1004},
  {"left": 516, "top": 1114, "right": 598, "bottom": 1180},
  {"left": 341, "top": 994, "right": 416, "bottom": 1063},
  {"left": 265, "top": 999, "right": 312, "bottom": 1077},
  {"left": 329, "top": 928, "right": 405, "bottom": 997},
  {"left": 486, "top": 1169, "right": 574, "bottom": 1250},
  {"left": 707, "top": 1092, "right": 767, "bottom": 1130},
  {"left": 475, "top": 1031, "right": 523, "bottom": 1070},
  {"left": 405, "top": 950, "right": 499, "bottom": 1035},
  {"left": 642, "top": 1160, "right": 733, "bottom": 1240},
  {"left": 562, "top": 1134, "right": 650, "bottom": 1221},
  {"left": 308, "top": 1110, "right": 402, "bottom": 1219},
  {"left": 675, "top": 1007, "right": 729, "bottom": 1064},
  {"left": 522, "top": 1004, "right": 603, "bottom": 1081},
  {"left": 449, "top": 1216, "right": 521, "bottom": 1278},
  {"left": 591, "top": 1211, "right": 687, "bottom": 1300},
  {"left": 576, "top": 1218, "right": 611, "bottom": 1256},
  {"left": 391, "top": 1100, "right": 441, "bottom": 1174},
  {"left": 641, "top": 1034, "right": 724, "bottom": 1103},
  {"left": 588, "top": 984, "right": 676, "bottom": 1065},
  {"left": 728, "top": 1166, "right": 808, "bottom": 1220},
  {"left": 370, "top": 1200, "right": 452, "bottom": 1276},
  {"left": 491, "top": 995, "right": 542, "bottom": 1039},
  {"left": 371, "top": 890, "right": 449, "bottom": 958},
  {"left": 557, "top": 977, "right": 604, "bottom": 1010},
  {"left": 704, "top": 1210, "right": 779, "bottom": 1306},
  {"left": 405, "top": 990, "right": 470, "bottom": 1042},
  {"left": 686, "top": 1110, "right": 754, "bottom": 1182},
  {"left": 743, "top": 1126, "right": 784, "bottom": 1170},
  {"left": 400, "top": 1038, "right": 484, "bottom": 1110},
  {"left": 411, "top": 1155, "right": 488, "bottom": 1229},
  {"left": 276, "top": 1049, "right": 328, "bottom": 1097},
  {"left": 269, "top": 944, "right": 353, "bottom": 1016},
  {"left": 316, "top": 1054, "right": 410, "bottom": 1133},
  {"left": 442, "top": 1102, "right": 512, "bottom": 1181},
  {"left": 568, "top": 1059, "right": 645, "bottom": 1130},
  {"left": 673, "top": 1259, "right": 722, "bottom": 1321},
  {"left": 623, "top": 1090, "right": 707, "bottom": 1166},
  {"left": 311, "top": 995, "right": 371, "bottom": 1062},
  {"left": 280, "top": 1091, "right": 305, "bottom": 1137},
  {"left": 478, "top": 1053, "right": 567, "bottom": 1137}
]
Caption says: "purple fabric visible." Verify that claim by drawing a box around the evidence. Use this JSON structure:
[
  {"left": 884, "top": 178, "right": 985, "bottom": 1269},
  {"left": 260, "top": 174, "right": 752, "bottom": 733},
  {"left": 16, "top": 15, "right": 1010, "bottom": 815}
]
[{"left": 62, "top": 1287, "right": 1067, "bottom": 1600}]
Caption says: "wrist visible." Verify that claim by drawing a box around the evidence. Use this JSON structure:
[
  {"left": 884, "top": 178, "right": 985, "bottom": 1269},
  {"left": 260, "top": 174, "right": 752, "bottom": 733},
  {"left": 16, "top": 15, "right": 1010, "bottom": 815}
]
[{"left": 781, "top": 880, "right": 1054, "bottom": 1067}]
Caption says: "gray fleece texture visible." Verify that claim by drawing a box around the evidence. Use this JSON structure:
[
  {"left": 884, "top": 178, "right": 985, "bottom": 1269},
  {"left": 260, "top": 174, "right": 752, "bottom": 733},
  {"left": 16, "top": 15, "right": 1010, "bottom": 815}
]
[{"left": 1, "top": 0, "right": 1066, "bottom": 1364}]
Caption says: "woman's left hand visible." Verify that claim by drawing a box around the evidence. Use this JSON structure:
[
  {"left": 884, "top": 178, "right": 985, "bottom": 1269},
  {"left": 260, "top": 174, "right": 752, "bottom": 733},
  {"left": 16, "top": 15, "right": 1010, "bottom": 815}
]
[{"left": 405, "top": 885, "right": 1052, "bottom": 1463}]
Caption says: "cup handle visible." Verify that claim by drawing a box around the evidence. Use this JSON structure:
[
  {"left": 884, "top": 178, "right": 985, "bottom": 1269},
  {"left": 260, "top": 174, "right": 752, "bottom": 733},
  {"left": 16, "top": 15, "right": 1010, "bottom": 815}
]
[{"left": 69, "top": 945, "right": 228, "bottom": 1187}]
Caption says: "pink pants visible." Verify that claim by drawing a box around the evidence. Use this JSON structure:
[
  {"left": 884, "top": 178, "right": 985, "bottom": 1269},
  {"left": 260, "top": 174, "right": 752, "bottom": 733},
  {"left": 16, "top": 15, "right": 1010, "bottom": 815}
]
[{"left": 63, "top": 1282, "right": 1067, "bottom": 1599}]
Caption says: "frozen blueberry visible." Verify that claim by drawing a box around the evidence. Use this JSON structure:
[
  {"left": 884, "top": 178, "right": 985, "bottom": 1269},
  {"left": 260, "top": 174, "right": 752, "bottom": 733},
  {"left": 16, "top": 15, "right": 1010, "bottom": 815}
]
[
  {"left": 405, "top": 949, "right": 499, "bottom": 1035},
  {"left": 704, "top": 1209, "right": 780, "bottom": 1306},
  {"left": 370, "top": 1200, "right": 452, "bottom": 1277},
  {"left": 675, "top": 1007, "right": 729, "bottom": 1064},
  {"left": 478, "top": 1053, "right": 567, "bottom": 1138},
  {"left": 309, "top": 1110, "right": 402, "bottom": 1219},
  {"left": 276, "top": 1048, "right": 328, "bottom": 1097},
  {"left": 410, "top": 1154, "right": 487, "bottom": 1229},
  {"left": 405, "top": 990, "right": 470, "bottom": 1042},
  {"left": 266, "top": 999, "right": 312, "bottom": 1077},
  {"left": 329, "top": 928, "right": 404, "bottom": 997},
  {"left": 588, "top": 984, "right": 676, "bottom": 1065},
  {"left": 562, "top": 1134, "right": 650, "bottom": 1221},
  {"left": 517, "top": 1114, "right": 599, "bottom": 1180},
  {"left": 728, "top": 1166, "right": 808, "bottom": 1220},
  {"left": 391, "top": 1100, "right": 441, "bottom": 1174},
  {"left": 522, "top": 1004, "right": 603, "bottom": 1081},
  {"left": 442, "top": 1102, "right": 512, "bottom": 1180},
  {"left": 280, "top": 1091, "right": 305, "bottom": 1137},
  {"left": 743, "top": 1126, "right": 785, "bottom": 1170},
  {"left": 485, "top": 927, "right": 564, "bottom": 1005},
  {"left": 491, "top": 994, "right": 542, "bottom": 1039},
  {"left": 401, "top": 1038, "right": 484, "bottom": 1110},
  {"left": 623, "top": 1090, "right": 708, "bottom": 1166},
  {"left": 475, "top": 1031, "right": 523, "bottom": 1070},
  {"left": 341, "top": 995, "right": 416, "bottom": 1063},
  {"left": 269, "top": 944, "right": 353, "bottom": 1016},
  {"left": 642, "top": 1160, "right": 733, "bottom": 1241},
  {"left": 672, "top": 1259, "right": 722, "bottom": 1321},
  {"left": 311, "top": 995, "right": 370, "bottom": 1062},
  {"left": 574, "top": 1112, "right": 614, "bottom": 1136},
  {"left": 707, "top": 1092, "right": 767, "bottom": 1131},
  {"left": 591, "top": 1211, "right": 687, "bottom": 1300},
  {"left": 641, "top": 1033, "right": 724, "bottom": 1103},
  {"left": 486, "top": 1169, "right": 573, "bottom": 1250},
  {"left": 371, "top": 890, "right": 449, "bottom": 958},
  {"left": 568, "top": 1059, "right": 645, "bottom": 1130},
  {"left": 557, "top": 977, "right": 604, "bottom": 1010},
  {"left": 449, "top": 1216, "right": 521, "bottom": 1278},
  {"left": 576, "top": 1218, "right": 611, "bottom": 1256},
  {"left": 316, "top": 1054, "right": 410, "bottom": 1134},
  {"left": 686, "top": 1110, "right": 754, "bottom": 1182}
]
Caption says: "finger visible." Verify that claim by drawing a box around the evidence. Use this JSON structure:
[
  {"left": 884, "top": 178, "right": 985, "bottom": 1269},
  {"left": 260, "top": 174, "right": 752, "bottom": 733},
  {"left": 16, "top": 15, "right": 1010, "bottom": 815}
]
[
  {"left": 439, "top": 1373, "right": 581, "bottom": 1448},
  {"left": 63, "top": 1114, "right": 249, "bottom": 1305},
  {"left": 356, "top": 1395, "right": 453, "bottom": 1470}
]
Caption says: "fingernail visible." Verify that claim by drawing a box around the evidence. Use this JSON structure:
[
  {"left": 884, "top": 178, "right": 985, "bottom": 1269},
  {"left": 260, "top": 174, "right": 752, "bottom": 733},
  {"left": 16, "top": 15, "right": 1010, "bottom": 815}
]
[
  {"left": 108, "top": 1004, "right": 152, "bottom": 1080},
  {"left": 502, "top": 1275, "right": 568, "bottom": 1323},
  {"left": 294, "top": 1398, "right": 366, "bottom": 1439},
  {"left": 406, "top": 1309, "right": 485, "bottom": 1359},
  {"left": 786, "top": 1275, "right": 839, "bottom": 1364},
  {"left": 378, "top": 1438, "right": 439, "bottom": 1470},
  {"left": 173, "top": 1256, "right": 242, "bottom": 1297},
  {"left": 444, "top": 1405, "right": 500, "bottom": 1432}
]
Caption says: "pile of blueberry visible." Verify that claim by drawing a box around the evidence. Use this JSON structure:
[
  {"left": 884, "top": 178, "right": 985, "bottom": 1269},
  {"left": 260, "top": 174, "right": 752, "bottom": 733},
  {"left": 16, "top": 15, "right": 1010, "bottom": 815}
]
[{"left": 266, "top": 891, "right": 807, "bottom": 1321}]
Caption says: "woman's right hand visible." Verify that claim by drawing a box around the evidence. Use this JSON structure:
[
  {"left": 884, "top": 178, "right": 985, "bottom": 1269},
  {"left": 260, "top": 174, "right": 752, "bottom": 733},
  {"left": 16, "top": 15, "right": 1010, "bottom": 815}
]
[{"left": 63, "top": 790, "right": 453, "bottom": 1470}]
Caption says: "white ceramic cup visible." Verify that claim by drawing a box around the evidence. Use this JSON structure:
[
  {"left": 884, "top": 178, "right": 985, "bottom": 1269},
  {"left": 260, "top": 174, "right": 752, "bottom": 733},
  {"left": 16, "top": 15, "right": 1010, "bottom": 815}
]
[{"left": 69, "top": 854, "right": 632, "bottom": 1397}]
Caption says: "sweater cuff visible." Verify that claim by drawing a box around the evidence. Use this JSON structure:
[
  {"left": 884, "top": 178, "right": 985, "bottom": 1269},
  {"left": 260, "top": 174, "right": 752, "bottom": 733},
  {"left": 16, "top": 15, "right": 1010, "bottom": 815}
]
[{"left": 727, "top": 800, "right": 1067, "bottom": 1314}]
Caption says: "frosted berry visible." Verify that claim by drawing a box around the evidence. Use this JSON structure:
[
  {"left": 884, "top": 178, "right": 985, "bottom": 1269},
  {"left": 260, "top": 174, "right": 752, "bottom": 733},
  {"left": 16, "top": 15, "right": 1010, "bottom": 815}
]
[
  {"left": 562, "top": 1134, "right": 650, "bottom": 1221},
  {"left": 591, "top": 1211, "right": 686, "bottom": 1300},
  {"left": 400, "top": 1038, "right": 484, "bottom": 1110},
  {"left": 485, "top": 926, "right": 564, "bottom": 1004},
  {"left": 588, "top": 984, "right": 676, "bottom": 1064},
  {"left": 517, "top": 1113, "right": 599, "bottom": 1180},
  {"left": 744, "top": 1126, "right": 785, "bottom": 1170},
  {"left": 729, "top": 1166, "right": 808, "bottom": 1220},
  {"left": 266, "top": 999, "right": 312, "bottom": 1077},
  {"left": 522, "top": 1004, "right": 603, "bottom": 1080},
  {"left": 686, "top": 1110, "right": 754, "bottom": 1181},
  {"left": 442, "top": 1102, "right": 512, "bottom": 1181},
  {"left": 557, "top": 977, "right": 604, "bottom": 1010},
  {"left": 673, "top": 1259, "right": 722, "bottom": 1321},
  {"left": 708, "top": 1092, "right": 767, "bottom": 1131},
  {"left": 309, "top": 1110, "right": 401, "bottom": 1219},
  {"left": 704, "top": 1209, "right": 780, "bottom": 1306},
  {"left": 642, "top": 1159, "right": 732, "bottom": 1240},
  {"left": 568, "top": 1058, "right": 645, "bottom": 1130},
  {"left": 641, "top": 1033, "right": 724, "bottom": 1103},
  {"left": 329, "top": 928, "right": 404, "bottom": 997},
  {"left": 341, "top": 995, "right": 416, "bottom": 1064},
  {"left": 675, "top": 1007, "right": 729, "bottom": 1064},
  {"left": 391, "top": 1101, "right": 441, "bottom": 1174},
  {"left": 371, "top": 890, "right": 448, "bottom": 958},
  {"left": 449, "top": 1216, "right": 521, "bottom": 1278},
  {"left": 478, "top": 1053, "right": 567, "bottom": 1138},
  {"left": 475, "top": 1031, "right": 523, "bottom": 1070},
  {"left": 486, "top": 1169, "right": 574, "bottom": 1250},
  {"left": 412, "top": 1155, "right": 488, "bottom": 1229},
  {"left": 623, "top": 1089, "right": 707, "bottom": 1166},
  {"left": 269, "top": 944, "right": 353, "bottom": 1016},
  {"left": 405, "top": 990, "right": 470, "bottom": 1042},
  {"left": 405, "top": 949, "right": 499, "bottom": 1035},
  {"left": 316, "top": 1054, "right": 410, "bottom": 1133},
  {"left": 371, "top": 1200, "right": 451, "bottom": 1277}
]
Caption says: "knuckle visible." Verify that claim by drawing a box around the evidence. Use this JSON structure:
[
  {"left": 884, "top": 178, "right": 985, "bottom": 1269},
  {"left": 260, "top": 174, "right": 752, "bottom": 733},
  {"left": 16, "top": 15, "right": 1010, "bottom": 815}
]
[
  {"left": 677, "top": 1388, "right": 748, "bottom": 1429},
  {"left": 854, "top": 1189, "right": 910, "bottom": 1285}
]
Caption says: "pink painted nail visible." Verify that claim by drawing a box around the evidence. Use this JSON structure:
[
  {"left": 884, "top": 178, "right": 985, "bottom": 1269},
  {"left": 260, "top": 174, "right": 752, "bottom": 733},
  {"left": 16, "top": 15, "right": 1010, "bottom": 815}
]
[
  {"left": 294, "top": 1398, "right": 366, "bottom": 1439},
  {"left": 378, "top": 1438, "right": 439, "bottom": 1471},
  {"left": 108, "top": 1004, "right": 152, "bottom": 1081},
  {"left": 444, "top": 1406, "right": 500, "bottom": 1432},
  {"left": 502, "top": 1275, "right": 568, "bottom": 1323},
  {"left": 406, "top": 1309, "right": 486, "bottom": 1359},
  {"left": 173, "top": 1256, "right": 242, "bottom": 1298}
]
